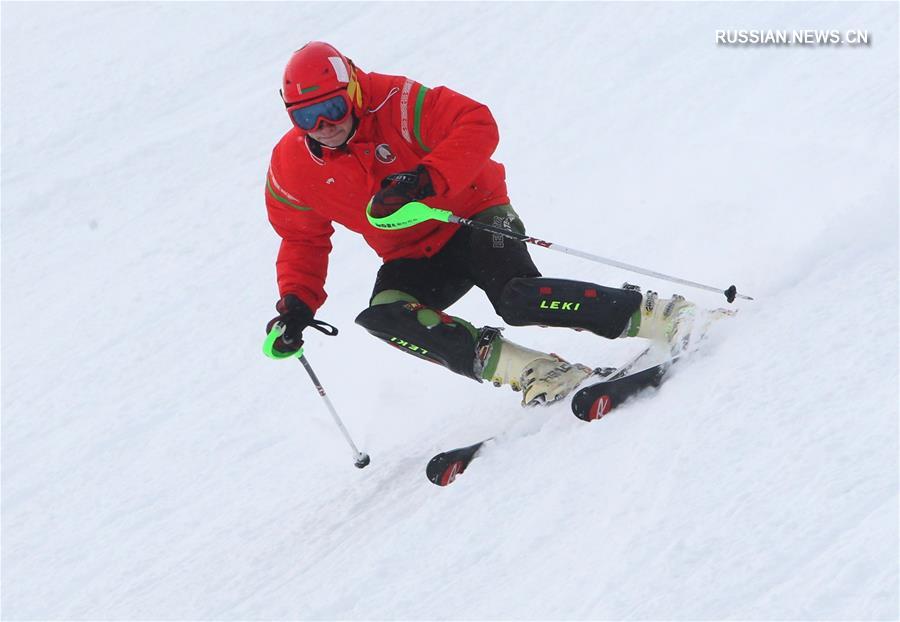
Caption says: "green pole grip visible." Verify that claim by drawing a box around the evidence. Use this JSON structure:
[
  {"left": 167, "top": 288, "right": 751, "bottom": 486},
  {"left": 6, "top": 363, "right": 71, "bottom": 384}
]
[
  {"left": 262, "top": 321, "right": 304, "bottom": 360},
  {"left": 366, "top": 199, "right": 453, "bottom": 230}
]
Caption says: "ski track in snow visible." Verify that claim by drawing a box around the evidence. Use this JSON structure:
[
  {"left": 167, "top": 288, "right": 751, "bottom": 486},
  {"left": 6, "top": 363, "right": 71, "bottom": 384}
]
[{"left": 2, "top": 2, "right": 898, "bottom": 620}]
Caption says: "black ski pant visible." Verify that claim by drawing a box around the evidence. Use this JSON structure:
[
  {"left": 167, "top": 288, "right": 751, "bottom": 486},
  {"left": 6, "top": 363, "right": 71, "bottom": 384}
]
[
  {"left": 357, "top": 205, "right": 641, "bottom": 350},
  {"left": 369, "top": 205, "right": 541, "bottom": 314}
]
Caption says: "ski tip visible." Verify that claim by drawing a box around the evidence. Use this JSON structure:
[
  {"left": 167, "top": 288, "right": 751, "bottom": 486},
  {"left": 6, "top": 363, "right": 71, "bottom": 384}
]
[
  {"left": 572, "top": 392, "right": 614, "bottom": 422},
  {"left": 426, "top": 454, "right": 466, "bottom": 486},
  {"left": 588, "top": 394, "right": 614, "bottom": 421},
  {"left": 425, "top": 440, "right": 488, "bottom": 486}
]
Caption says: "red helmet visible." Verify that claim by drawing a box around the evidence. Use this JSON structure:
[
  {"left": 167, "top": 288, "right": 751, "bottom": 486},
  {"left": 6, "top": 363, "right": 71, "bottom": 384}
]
[{"left": 281, "top": 42, "right": 363, "bottom": 131}]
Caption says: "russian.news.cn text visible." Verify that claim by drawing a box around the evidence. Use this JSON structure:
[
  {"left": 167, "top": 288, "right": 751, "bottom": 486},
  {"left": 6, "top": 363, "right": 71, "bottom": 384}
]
[{"left": 716, "top": 30, "right": 871, "bottom": 46}]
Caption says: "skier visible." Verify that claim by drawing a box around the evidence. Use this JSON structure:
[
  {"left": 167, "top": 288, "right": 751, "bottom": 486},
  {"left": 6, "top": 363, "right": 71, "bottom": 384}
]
[{"left": 264, "top": 42, "right": 694, "bottom": 406}]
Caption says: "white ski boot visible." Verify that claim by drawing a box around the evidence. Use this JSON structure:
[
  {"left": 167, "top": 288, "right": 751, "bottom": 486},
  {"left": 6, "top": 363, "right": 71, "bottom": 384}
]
[
  {"left": 629, "top": 290, "right": 697, "bottom": 352},
  {"left": 485, "top": 336, "right": 593, "bottom": 407}
]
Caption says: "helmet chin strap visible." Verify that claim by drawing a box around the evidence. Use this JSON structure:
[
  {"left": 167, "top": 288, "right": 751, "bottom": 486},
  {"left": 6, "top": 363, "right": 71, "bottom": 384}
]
[{"left": 306, "top": 112, "right": 360, "bottom": 154}]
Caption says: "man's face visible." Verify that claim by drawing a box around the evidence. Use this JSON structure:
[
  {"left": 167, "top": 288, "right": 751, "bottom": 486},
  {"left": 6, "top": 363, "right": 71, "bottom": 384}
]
[{"left": 308, "top": 114, "right": 354, "bottom": 148}]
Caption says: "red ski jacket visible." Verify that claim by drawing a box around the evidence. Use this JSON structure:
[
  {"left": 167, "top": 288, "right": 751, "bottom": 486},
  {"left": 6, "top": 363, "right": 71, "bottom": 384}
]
[{"left": 265, "top": 68, "right": 510, "bottom": 312}]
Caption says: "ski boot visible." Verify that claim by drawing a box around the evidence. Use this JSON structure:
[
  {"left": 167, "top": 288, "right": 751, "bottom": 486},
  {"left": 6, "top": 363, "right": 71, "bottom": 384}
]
[
  {"left": 624, "top": 284, "right": 697, "bottom": 352},
  {"left": 483, "top": 335, "right": 593, "bottom": 407}
]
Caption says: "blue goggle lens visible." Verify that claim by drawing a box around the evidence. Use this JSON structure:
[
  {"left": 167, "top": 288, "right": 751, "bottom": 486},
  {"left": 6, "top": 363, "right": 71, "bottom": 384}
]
[{"left": 290, "top": 95, "right": 349, "bottom": 130}]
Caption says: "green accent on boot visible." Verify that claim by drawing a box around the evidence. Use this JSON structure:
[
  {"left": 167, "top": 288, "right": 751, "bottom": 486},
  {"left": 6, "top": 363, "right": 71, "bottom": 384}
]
[
  {"left": 371, "top": 289, "right": 418, "bottom": 306},
  {"left": 481, "top": 336, "right": 504, "bottom": 380},
  {"left": 625, "top": 309, "right": 641, "bottom": 337}
]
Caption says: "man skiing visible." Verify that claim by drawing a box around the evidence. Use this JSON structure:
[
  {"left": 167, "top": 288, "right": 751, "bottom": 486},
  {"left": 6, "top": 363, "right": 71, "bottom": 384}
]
[{"left": 264, "top": 42, "right": 694, "bottom": 406}]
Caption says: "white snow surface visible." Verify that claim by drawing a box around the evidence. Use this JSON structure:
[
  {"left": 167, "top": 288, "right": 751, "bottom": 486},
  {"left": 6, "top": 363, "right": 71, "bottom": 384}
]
[{"left": 2, "top": 3, "right": 898, "bottom": 620}]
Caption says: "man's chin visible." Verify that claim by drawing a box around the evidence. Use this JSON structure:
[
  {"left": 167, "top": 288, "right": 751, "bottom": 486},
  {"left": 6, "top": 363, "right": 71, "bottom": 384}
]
[{"left": 312, "top": 131, "right": 346, "bottom": 147}]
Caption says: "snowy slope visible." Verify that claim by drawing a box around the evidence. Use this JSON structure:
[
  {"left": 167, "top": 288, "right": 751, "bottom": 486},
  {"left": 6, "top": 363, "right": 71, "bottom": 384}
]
[{"left": 2, "top": 2, "right": 897, "bottom": 620}]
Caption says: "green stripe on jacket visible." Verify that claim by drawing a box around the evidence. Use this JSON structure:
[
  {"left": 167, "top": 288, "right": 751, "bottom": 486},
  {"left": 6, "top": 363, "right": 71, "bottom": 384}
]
[
  {"left": 413, "top": 85, "right": 431, "bottom": 153},
  {"left": 266, "top": 178, "right": 310, "bottom": 211}
]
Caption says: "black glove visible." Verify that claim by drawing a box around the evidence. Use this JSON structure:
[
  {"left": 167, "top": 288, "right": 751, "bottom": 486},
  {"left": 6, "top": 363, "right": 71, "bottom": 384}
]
[
  {"left": 265, "top": 295, "right": 315, "bottom": 354},
  {"left": 369, "top": 164, "right": 436, "bottom": 218},
  {"left": 265, "top": 295, "right": 339, "bottom": 355}
]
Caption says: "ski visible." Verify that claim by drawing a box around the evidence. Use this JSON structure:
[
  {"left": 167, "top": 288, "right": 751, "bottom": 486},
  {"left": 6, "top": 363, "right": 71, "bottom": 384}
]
[
  {"left": 426, "top": 348, "right": 682, "bottom": 485},
  {"left": 571, "top": 360, "right": 671, "bottom": 421},
  {"left": 572, "top": 307, "right": 736, "bottom": 422},
  {"left": 569, "top": 328, "right": 689, "bottom": 422},
  {"left": 426, "top": 439, "right": 491, "bottom": 486},
  {"left": 425, "top": 348, "right": 670, "bottom": 485},
  {"left": 422, "top": 357, "right": 636, "bottom": 487},
  {"left": 427, "top": 308, "right": 736, "bottom": 484}
]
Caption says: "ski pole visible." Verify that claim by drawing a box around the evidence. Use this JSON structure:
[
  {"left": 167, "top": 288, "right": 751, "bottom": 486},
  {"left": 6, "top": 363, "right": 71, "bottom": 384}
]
[
  {"left": 297, "top": 353, "right": 370, "bottom": 468},
  {"left": 366, "top": 200, "right": 753, "bottom": 303},
  {"left": 263, "top": 322, "right": 370, "bottom": 469}
]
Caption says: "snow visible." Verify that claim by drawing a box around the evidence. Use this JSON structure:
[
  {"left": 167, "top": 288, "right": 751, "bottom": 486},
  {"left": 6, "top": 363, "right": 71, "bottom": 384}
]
[{"left": 2, "top": 2, "right": 897, "bottom": 619}]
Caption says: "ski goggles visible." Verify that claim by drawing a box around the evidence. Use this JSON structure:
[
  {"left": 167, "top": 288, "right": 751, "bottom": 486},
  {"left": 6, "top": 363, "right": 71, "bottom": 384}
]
[{"left": 287, "top": 92, "right": 351, "bottom": 131}]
